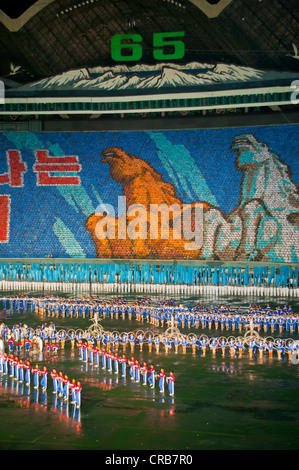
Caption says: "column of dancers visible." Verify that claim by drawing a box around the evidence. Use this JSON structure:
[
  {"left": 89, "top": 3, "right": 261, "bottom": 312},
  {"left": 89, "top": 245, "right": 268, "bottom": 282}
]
[
  {"left": 0, "top": 352, "right": 82, "bottom": 408},
  {"left": 77, "top": 340, "right": 175, "bottom": 396}
]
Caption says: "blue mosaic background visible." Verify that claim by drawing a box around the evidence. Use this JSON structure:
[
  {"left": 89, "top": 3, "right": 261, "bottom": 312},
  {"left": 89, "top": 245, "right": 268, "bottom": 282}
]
[{"left": 0, "top": 125, "right": 298, "bottom": 261}]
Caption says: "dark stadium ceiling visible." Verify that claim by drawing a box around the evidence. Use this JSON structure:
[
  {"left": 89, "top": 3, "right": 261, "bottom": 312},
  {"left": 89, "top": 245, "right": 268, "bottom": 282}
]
[{"left": 0, "top": 0, "right": 298, "bottom": 85}]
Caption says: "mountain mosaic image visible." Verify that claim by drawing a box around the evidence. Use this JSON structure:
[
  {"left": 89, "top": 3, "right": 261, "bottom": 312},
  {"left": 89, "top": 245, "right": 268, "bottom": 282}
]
[
  {"left": 85, "top": 133, "right": 299, "bottom": 262},
  {"left": 14, "top": 62, "right": 299, "bottom": 93}
]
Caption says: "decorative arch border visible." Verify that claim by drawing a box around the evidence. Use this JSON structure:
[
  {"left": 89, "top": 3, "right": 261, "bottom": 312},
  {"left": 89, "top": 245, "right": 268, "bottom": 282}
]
[
  {"left": 0, "top": 0, "right": 236, "bottom": 32},
  {"left": 0, "top": 0, "right": 55, "bottom": 32},
  {"left": 188, "top": 0, "right": 235, "bottom": 18}
]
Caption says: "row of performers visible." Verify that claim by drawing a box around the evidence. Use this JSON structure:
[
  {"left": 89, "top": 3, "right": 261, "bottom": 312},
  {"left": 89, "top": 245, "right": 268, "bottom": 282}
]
[
  {"left": 0, "top": 354, "right": 82, "bottom": 408},
  {"left": 2, "top": 295, "right": 297, "bottom": 330},
  {"left": 0, "top": 349, "right": 174, "bottom": 397},
  {"left": 1, "top": 321, "right": 56, "bottom": 342},
  {"left": 29, "top": 296, "right": 293, "bottom": 315},
  {"left": 2, "top": 324, "right": 298, "bottom": 361},
  {"left": 3, "top": 295, "right": 294, "bottom": 317},
  {"left": 77, "top": 342, "right": 175, "bottom": 395},
  {"left": 78, "top": 337, "right": 298, "bottom": 362},
  {"left": 30, "top": 299, "right": 299, "bottom": 333}
]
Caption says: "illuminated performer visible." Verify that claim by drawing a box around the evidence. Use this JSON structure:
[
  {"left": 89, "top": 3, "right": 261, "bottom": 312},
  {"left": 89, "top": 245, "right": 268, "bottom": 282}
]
[
  {"left": 262, "top": 316, "right": 269, "bottom": 333},
  {"left": 89, "top": 345, "right": 94, "bottom": 365},
  {"left": 86, "top": 331, "right": 94, "bottom": 348},
  {"left": 141, "top": 362, "right": 148, "bottom": 385},
  {"left": 194, "top": 311, "right": 200, "bottom": 329},
  {"left": 101, "top": 348, "right": 107, "bottom": 369},
  {"left": 209, "top": 338, "right": 217, "bottom": 356},
  {"left": 69, "top": 331, "right": 76, "bottom": 349},
  {"left": 154, "top": 335, "right": 160, "bottom": 353},
  {"left": 287, "top": 317, "right": 296, "bottom": 334},
  {"left": 8, "top": 337, "right": 14, "bottom": 353},
  {"left": 179, "top": 312, "right": 186, "bottom": 328},
  {"left": 94, "top": 346, "right": 100, "bottom": 367},
  {"left": 59, "top": 330, "right": 67, "bottom": 349},
  {"left": 3, "top": 353, "right": 8, "bottom": 375},
  {"left": 148, "top": 364, "right": 155, "bottom": 388},
  {"left": 243, "top": 316, "right": 250, "bottom": 331},
  {"left": 147, "top": 334, "right": 153, "bottom": 352},
  {"left": 8, "top": 355, "right": 14, "bottom": 377},
  {"left": 228, "top": 338, "right": 237, "bottom": 358},
  {"left": 32, "top": 364, "right": 40, "bottom": 389},
  {"left": 269, "top": 316, "right": 277, "bottom": 333},
  {"left": 285, "top": 340, "right": 294, "bottom": 361},
  {"left": 82, "top": 342, "right": 88, "bottom": 363},
  {"left": 18, "top": 359, "right": 24, "bottom": 383},
  {"left": 75, "top": 381, "right": 82, "bottom": 409},
  {"left": 167, "top": 372, "right": 175, "bottom": 396},
  {"left": 127, "top": 305, "right": 133, "bottom": 320},
  {"left": 237, "top": 338, "right": 244, "bottom": 357},
  {"left": 129, "top": 357, "right": 135, "bottom": 380},
  {"left": 134, "top": 360, "right": 140, "bottom": 382},
  {"left": 190, "top": 336, "right": 197, "bottom": 355},
  {"left": 70, "top": 379, "right": 77, "bottom": 404},
  {"left": 129, "top": 333, "right": 135, "bottom": 352},
  {"left": 96, "top": 332, "right": 102, "bottom": 349},
  {"left": 57, "top": 371, "right": 64, "bottom": 397},
  {"left": 113, "top": 333, "right": 120, "bottom": 351},
  {"left": 40, "top": 366, "right": 48, "bottom": 391},
  {"left": 220, "top": 338, "right": 226, "bottom": 357},
  {"left": 236, "top": 313, "right": 243, "bottom": 332},
  {"left": 266, "top": 340, "right": 274, "bottom": 358},
  {"left": 63, "top": 375, "right": 70, "bottom": 401},
  {"left": 16, "top": 340, "right": 22, "bottom": 354},
  {"left": 76, "top": 328, "right": 84, "bottom": 343},
  {"left": 121, "top": 354, "right": 127, "bottom": 377},
  {"left": 257, "top": 339, "right": 265, "bottom": 358},
  {"left": 121, "top": 305, "right": 126, "bottom": 320},
  {"left": 13, "top": 356, "right": 19, "bottom": 380},
  {"left": 199, "top": 336, "right": 208, "bottom": 356},
  {"left": 77, "top": 340, "right": 83, "bottom": 360},
  {"left": 107, "top": 351, "right": 113, "bottom": 372},
  {"left": 248, "top": 339, "right": 255, "bottom": 358},
  {"left": 24, "top": 361, "right": 30, "bottom": 385},
  {"left": 113, "top": 352, "right": 119, "bottom": 374},
  {"left": 164, "top": 336, "right": 170, "bottom": 354},
  {"left": 51, "top": 369, "right": 58, "bottom": 393},
  {"left": 137, "top": 333, "right": 144, "bottom": 351},
  {"left": 174, "top": 335, "right": 180, "bottom": 354},
  {"left": 158, "top": 368, "right": 166, "bottom": 393},
  {"left": 276, "top": 339, "right": 284, "bottom": 360},
  {"left": 277, "top": 316, "right": 284, "bottom": 333},
  {"left": 121, "top": 333, "right": 128, "bottom": 351},
  {"left": 181, "top": 336, "right": 188, "bottom": 354},
  {"left": 24, "top": 338, "right": 31, "bottom": 353}
]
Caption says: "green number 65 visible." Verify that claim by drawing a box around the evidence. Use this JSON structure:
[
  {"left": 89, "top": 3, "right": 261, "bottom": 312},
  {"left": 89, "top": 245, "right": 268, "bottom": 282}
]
[
  {"left": 111, "top": 34, "right": 143, "bottom": 62},
  {"left": 153, "top": 31, "right": 185, "bottom": 60},
  {"left": 111, "top": 32, "right": 185, "bottom": 62}
]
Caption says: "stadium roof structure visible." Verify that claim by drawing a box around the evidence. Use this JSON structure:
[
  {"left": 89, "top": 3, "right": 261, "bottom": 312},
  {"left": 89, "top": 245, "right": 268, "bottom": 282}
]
[{"left": 0, "top": 0, "right": 298, "bottom": 120}]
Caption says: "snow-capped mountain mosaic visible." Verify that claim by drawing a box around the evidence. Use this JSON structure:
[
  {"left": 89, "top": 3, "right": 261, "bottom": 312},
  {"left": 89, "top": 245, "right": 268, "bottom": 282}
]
[{"left": 12, "top": 62, "right": 299, "bottom": 95}]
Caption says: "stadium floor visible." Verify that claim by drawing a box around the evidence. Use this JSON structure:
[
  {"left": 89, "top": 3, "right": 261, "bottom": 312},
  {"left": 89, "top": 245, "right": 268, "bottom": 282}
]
[{"left": 0, "top": 290, "right": 299, "bottom": 451}]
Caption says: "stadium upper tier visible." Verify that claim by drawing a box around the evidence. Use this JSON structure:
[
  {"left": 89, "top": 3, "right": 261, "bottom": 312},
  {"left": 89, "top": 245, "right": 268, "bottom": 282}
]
[
  {"left": 0, "top": 124, "right": 298, "bottom": 262},
  {"left": 0, "top": 262, "right": 297, "bottom": 290}
]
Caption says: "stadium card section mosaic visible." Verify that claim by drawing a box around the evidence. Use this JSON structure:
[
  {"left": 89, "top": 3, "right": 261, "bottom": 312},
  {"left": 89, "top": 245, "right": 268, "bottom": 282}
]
[{"left": 0, "top": 125, "right": 298, "bottom": 262}]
